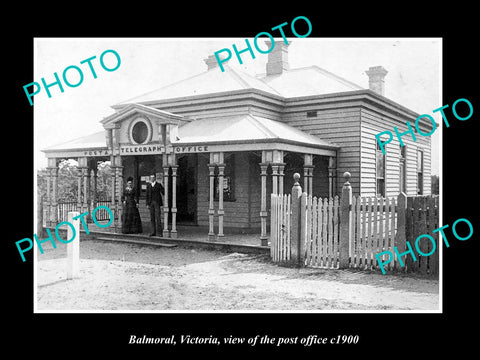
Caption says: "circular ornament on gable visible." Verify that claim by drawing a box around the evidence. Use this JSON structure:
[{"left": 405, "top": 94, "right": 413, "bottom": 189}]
[{"left": 129, "top": 117, "right": 152, "bottom": 144}]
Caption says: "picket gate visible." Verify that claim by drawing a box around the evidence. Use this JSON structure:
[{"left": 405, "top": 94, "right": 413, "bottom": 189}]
[
  {"left": 269, "top": 173, "right": 439, "bottom": 275},
  {"left": 304, "top": 195, "right": 340, "bottom": 268},
  {"left": 270, "top": 193, "right": 291, "bottom": 262},
  {"left": 349, "top": 195, "right": 398, "bottom": 271}
]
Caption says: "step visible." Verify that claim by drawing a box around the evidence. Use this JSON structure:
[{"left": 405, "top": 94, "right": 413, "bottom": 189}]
[{"left": 95, "top": 236, "right": 177, "bottom": 248}]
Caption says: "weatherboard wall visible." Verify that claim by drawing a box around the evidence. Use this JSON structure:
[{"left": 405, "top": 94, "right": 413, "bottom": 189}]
[
  {"left": 360, "top": 107, "right": 432, "bottom": 197},
  {"left": 282, "top": 100, "right": 362, "bottom": 196}
]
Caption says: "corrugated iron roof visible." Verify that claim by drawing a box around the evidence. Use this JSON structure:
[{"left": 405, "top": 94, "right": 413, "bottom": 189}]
[
  {"left": 115, "top": 63, "right": 364, "bottom": 106},
  {"left": 173, "top": 114, "right": 338, "bottom": 149},
  {"left": 42, "top": 131, "right": 106, "bottom": 151},
  {"left": 260, "top": 65, "right": 363, "bottom": 97},
  {"left": 42, "top": 113, "right": 338, "bottom": 154},
  {"left": 116, "top": 64, "right": 282, "bottom": 105}
]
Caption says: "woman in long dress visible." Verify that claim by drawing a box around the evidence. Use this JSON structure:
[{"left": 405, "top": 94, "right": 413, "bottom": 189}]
[{"left": 121, "top": 177, "right": 143, "bottom": 234}]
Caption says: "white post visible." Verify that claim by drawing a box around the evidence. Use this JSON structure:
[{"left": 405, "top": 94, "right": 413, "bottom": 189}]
[
  {"left": 163, "top": 166, "right": 170, "bottom": 237},
  {"left": 259, "top": 163, "right": 268, "bottom": 246},
  {"left": 67, "top": 211, "right": 80, "bottom": 279},
  {"left": 217, "top": 163, "right": 225, "bottom": 238},
  {"left": 208, "top": 164, "right": 216, "bottom": 241},
  {"left": 171, "top": 165, "right": 178, "bottom": 238},
  {"left": 271, "top": 164, "right": 279, "bottom": 195},
  {"left": 278, "top": 164, "right": 285, "bottom": 195}
]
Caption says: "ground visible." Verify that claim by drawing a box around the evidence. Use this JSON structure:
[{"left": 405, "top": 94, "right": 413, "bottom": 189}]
[{"left": 36, "top": 239, "right": 439, "bottom": 311}]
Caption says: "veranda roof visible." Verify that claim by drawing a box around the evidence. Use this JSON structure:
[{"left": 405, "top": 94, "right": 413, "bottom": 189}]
[
  {"left": 42, "top": 131, "right": 107, "bottom": 152},
  {"left": 41, "top": 112, "right": 338, "bottom": 158},
  {"left": 172, "top": 114, "right": 338, "bottom": 150}
]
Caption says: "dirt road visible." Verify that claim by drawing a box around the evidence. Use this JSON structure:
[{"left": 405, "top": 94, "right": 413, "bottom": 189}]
[{"left": 36, "top": 239, "right": 439, "bottom": 311}]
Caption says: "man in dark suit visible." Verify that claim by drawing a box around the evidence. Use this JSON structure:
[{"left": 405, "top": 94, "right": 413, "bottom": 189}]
[{"left": 146, "top": 174, "right": 165, "bottom": 236}]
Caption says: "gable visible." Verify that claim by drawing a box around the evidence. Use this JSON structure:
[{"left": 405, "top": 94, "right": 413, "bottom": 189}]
[{"left": 100, "top": 103, "right": 187, "bottom": 148}]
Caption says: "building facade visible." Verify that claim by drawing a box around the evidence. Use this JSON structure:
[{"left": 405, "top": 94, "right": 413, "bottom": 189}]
[{"left": 41, "top": 43, "right": 433, "bottom": 245}]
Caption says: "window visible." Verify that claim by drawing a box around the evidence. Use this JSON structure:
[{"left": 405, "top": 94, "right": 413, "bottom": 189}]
[
  {"left": 399, "top": 145, "right": 406, "bottom": 193},
  {"left": 376, "top": 142, "right": 385, "bottom": 196},
  {"left": 214, "top": 154, "right": 235, "bottom": 201},
  {"left": 417, "top": 149, "right": 424, "bottom": 195},
  {"left": 131, "top": 121, "right": 148, "bottom": 144}
]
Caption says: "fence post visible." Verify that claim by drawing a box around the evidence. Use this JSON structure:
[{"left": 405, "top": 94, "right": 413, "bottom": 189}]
[
  {"left": 290, "top": 173, "right": 303, "bottom": 267},
  {"left": 37, "top": 194, "right": 45, "bottom": 239},
  {"left": 339, "top": 172, "right": 352, "bottom": 269},
  {"left": 395, "top": 192, "right": 407, "bottom": 271},
  {"left": 67, "top": 211, "right": 80, "bottom": 279}
]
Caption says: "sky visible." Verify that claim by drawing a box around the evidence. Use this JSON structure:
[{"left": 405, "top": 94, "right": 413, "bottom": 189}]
[{"left": 34, "top": 38, "right": 441, "bottom": 174}]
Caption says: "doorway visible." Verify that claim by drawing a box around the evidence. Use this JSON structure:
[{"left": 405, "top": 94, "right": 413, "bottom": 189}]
[
  {"left": 131, "top": 154, "right": 197, "bottom": 227},
  {"left": 175, "top": 154, "right": 198, "bottom": 225}
]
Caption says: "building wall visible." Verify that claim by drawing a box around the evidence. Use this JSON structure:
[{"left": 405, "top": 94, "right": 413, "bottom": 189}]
[
  {"left": 120, "top": 151, "right": 333, "bottom": 232},
  {"left": 136, "top": 92, "right": 433, "bottom": 226},
  {"left": 360, "top": 107, "right": 432, "bottom": 197},
  {"left": 117, "top": 151, "right": 262, "bottom": 231},
  {"left": 283, "top": 103, "right": 361, "bottom": 196},
  {"left": 195, "top": 154, "right": 209, "bottom": 226},
  {"left": 151, "top": 92, "right": 284, "bottom": 121},
  {"left": 248, "top": 153, "right": 262, "bottom": 229},
  {"left": 196, "top": 152, "right": 258, "bottom": 229},
  {"left": 281, "top": 99, "right": 432, "bottom": 198}
]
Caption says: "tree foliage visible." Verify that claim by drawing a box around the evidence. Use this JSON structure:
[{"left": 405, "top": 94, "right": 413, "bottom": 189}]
[{"left": 37, "top": 160, "right": 113, "bottom": 202}]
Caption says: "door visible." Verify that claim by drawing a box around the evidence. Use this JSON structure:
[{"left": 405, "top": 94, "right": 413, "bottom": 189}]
[
  {"left": 176, "top": 154, "right": 197, "bottom": 225},
  {"left": 134, "top": 155, "right": 156, "bottom": 226}
]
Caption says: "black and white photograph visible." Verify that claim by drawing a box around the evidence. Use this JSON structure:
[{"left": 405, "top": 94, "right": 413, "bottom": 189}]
[
  {"left": 33, "top": 37, "right": 441, "bottom": 312},
  {"left": 7, "top": 9, "right": 479, "bottom": 355}
]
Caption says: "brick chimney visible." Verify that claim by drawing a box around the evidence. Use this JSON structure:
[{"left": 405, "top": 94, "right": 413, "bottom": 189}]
[
  {"left": 204, "top": 54, "right": 229, "bottom": 70},
  {"left": 265, "top": 40, "right": 290, "bottom": 76},
  {"left": 365, "top": 66, "right": 388, "bottom": 96}
]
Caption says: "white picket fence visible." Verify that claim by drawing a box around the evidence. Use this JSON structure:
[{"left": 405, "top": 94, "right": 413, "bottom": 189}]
[{"left": 270, "top": 193, "right": 400, "bottom": 270}]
